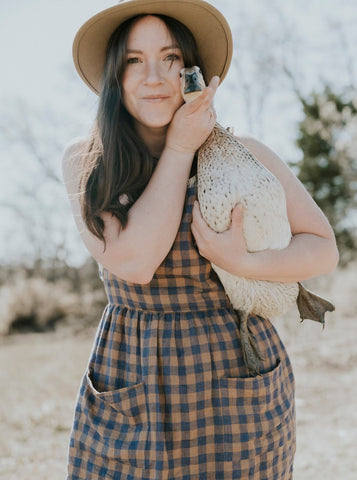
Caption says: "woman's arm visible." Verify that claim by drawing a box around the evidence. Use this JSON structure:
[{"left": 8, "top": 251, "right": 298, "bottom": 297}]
[
  {"left": 63, "top": 78, "right": 219, "bottom": 284},
  {"left": 191, "top": 136, "right": 339, "bottom": 283},
  {"left": 63, "top": 142, "right": 194, "bottom": 284}
]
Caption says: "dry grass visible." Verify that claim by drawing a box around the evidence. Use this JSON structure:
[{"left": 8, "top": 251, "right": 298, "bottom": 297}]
[
  {"left": 0, "top": 265, "right": 356, "bottom": 479},
  {"left": 0, "top": 327, "right": 96, "bottom": 480}
]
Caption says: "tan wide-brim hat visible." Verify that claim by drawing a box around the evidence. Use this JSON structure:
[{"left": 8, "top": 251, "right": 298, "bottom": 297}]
[{"left": 73, "top": 0, "right": 233, "bottom": 95}]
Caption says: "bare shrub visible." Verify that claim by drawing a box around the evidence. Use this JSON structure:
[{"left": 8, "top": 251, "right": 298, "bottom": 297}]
[
  {"left": 0, "top": 272, "right": 106, "bottom": 335},
  {"left": 0, "top": 275, "right": 75, "bottom": 334}
]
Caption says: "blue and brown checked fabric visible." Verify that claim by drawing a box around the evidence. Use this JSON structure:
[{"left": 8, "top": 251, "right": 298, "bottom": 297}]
[{"left": 67, "top": 179, "right": 296, "bottom": 480}]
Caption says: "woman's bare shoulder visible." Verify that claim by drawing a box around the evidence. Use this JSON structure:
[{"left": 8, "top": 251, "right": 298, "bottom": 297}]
[
  {"left": 236, "top": 134, "right": 274, "bottom": 160},
  {"left": 235, "top": 134, "right": 289, "bottom": 176},
  {"left": 62, "top": 137, "right": 89, "bottom": 169},
  {"left": 62, "top": 137, "right": 89, "bottom": 193},
  {"left": 235, "top": 133, "right": 259, "bottom": 147}
]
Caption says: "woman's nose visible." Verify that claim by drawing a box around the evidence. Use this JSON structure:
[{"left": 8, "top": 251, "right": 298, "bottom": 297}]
[{"left": 143, "top": 61, "right": 164, "bottom": 85}]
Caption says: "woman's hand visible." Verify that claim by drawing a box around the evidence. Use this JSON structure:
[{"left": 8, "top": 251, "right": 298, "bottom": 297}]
[
  {"left": 165, "top": 76, "right": 220, "bottom": 155},
  {"left": 191, "top": 201, "right": 251, "bottom": 274}
]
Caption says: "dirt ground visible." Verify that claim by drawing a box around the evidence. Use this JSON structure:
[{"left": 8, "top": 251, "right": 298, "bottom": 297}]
[{"left": 1, "top": 268, "right": 356, "bottom": 480}]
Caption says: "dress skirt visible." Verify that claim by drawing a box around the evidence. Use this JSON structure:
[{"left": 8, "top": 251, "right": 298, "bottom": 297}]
[{"left": 67, "top": 179, "right": 296, "bottom": 480}]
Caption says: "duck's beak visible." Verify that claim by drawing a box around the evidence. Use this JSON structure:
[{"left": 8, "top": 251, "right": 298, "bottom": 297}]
[{"left": 183, "top": 71, "right": 204, "bottom": 95}]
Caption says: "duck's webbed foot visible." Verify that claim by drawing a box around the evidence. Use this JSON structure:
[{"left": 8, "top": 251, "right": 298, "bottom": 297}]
[
  {"left": 238, "top": 310, "right": 265, "bottom": 376},
  {"left": 297, "top": 282, "right": 335, "bottom": 327}
]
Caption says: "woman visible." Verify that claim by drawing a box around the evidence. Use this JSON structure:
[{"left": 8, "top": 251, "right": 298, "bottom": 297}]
[{"left": 63, "top": 1, "right": 339, "bottom": 479}]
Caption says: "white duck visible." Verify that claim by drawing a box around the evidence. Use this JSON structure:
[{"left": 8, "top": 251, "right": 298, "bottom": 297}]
[{"left": 180, "top": 66, "right": 334, "bottom": 375}]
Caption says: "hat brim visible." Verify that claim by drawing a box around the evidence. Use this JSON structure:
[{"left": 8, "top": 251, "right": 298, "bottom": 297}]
[{"left": 73, "top": 0, "right": 233, "bottom": 94}]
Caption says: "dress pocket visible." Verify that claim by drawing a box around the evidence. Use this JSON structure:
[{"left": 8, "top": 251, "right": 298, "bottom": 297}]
[
  {"left": 78, "top": 368, "right": 151, "bottom": 469},
  {"left": 220, "top": 359, "right": 295, "bottom": 462}
]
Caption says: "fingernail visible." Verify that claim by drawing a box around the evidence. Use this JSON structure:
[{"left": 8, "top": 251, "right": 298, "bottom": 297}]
[{"left": 212, "top": 76, "right": 220, "bottom": 87}]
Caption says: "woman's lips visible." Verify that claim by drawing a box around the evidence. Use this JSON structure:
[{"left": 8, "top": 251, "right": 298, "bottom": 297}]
[{"left": 142, "top": 95, "right": 169, "bottom": 102}]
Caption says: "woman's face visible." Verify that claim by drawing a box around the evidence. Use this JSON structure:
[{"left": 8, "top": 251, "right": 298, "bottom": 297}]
[{"left": 122, "top": 16, "right": 185, "bottom": 134}]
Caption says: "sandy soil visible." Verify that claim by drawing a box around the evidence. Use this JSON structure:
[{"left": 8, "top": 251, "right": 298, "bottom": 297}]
[{"left": 1, "top": 269, "right": 356, "bottom": 480}]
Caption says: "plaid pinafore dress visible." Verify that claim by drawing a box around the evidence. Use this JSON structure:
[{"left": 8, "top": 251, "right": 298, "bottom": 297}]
[{"left": 67, "top": 178, "right": 296, "bottom": 480}]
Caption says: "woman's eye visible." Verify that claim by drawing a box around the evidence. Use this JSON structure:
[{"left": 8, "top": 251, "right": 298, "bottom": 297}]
[
  {"left": 165, "top": 54, "right": 180, "bottom": 62},
  {"left": 127, "top": 57, "right": 140, "bottom": 64}
]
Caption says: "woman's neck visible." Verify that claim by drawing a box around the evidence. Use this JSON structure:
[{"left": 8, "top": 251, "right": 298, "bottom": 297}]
[{"left": 135, "top": 122, "right": 168, "bottom": 158}]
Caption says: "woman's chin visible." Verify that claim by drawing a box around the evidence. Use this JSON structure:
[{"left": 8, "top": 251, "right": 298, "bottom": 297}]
[{"left": 142, "top": 118, "right": 172, "bottom": 130}]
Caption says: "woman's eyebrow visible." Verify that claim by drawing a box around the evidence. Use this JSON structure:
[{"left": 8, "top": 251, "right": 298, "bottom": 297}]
[
  {"left": 126, "top": 44, "right": 180, "bottom": 54},
  {"left": 161, "top": 44, "right": 180, "bottom": 51}
]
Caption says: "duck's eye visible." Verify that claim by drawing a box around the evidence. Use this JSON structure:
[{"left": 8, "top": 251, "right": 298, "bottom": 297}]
[{"left": 199, "top": 68, "right": 202, "bottom": 74}]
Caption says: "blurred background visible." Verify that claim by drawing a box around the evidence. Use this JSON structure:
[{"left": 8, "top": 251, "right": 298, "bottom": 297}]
[{"left": 0, "top": 0, "right": 356, "bottom": 478}]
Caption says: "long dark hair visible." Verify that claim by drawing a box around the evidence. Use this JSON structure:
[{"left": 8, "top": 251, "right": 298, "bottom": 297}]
[{"left": 79, "top": 14, "right": 206, "bottom": 243}]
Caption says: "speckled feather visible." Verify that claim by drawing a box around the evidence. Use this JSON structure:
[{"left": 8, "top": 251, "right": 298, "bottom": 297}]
[{"left": 197, "top": 123, "right": 299, "bottom": 318}]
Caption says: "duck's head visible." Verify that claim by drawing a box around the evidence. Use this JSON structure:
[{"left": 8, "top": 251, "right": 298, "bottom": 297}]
[{"left": 180, "top": 66, "right": 206, "bottom": 103}]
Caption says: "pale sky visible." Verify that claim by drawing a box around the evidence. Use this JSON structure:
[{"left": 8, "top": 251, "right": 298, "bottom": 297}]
[
  {"left": 0, "top": 0, "right": 113, "bottom": 106},
  {"left": 1, "top": 0, "right": 355, "bottom": 112}
]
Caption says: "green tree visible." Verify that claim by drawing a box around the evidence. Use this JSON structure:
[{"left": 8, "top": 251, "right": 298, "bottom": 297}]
[{"left": 295, "top": 86, "right": 357, "bottom": 265}]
